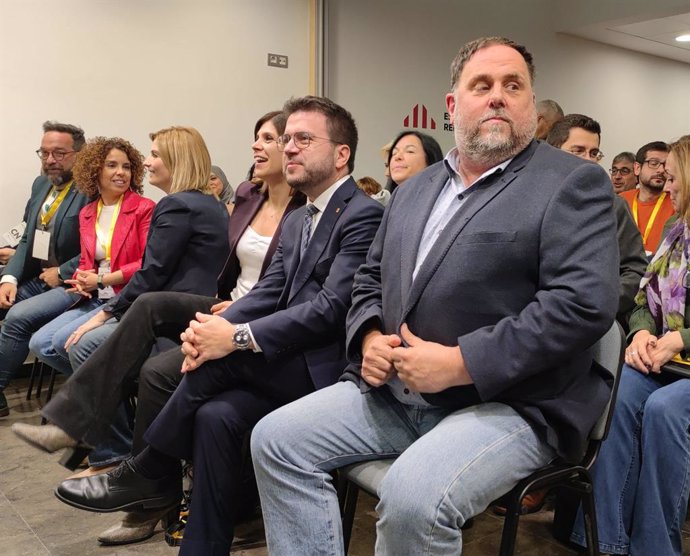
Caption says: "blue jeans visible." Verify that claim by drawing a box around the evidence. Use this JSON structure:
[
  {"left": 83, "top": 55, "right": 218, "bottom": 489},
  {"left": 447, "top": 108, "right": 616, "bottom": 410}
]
[
  {"left": 571, "top": 365, "right": 690, "bottom": 555},
  {"left": 251, "top": 381, "right": 556, "bottom": 555},
  {"left": 31, "top": 307, "right": 132, "bottom": 467},
  {"left": 29, "top": 298, "right": 104, "bottom": 375},
  {"left": 0, "top": 279, "right": 80, "bottom": 390}
]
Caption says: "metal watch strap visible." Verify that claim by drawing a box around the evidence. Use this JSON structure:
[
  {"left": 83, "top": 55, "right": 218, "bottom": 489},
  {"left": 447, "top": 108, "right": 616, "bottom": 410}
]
[{"left": 233, "top": 323, "right": 252, "bottom": 350}]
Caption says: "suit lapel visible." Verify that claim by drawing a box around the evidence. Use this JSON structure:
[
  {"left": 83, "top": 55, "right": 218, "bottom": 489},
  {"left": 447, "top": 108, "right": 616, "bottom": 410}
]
[
  {"left": 109, "top": 193, "right": 136, "bottom": 265},
  {"left": 400, "top": 169, "right": 449, "bottom": 309},
  {"left": 52, "top": 185, "right": 79, "bottom": 239},
  {"left": 288, "top": 179, "right": 356, "bottom": 303},
  {"left": 80, "top": 202, "right": 97, "bottom": 266},
  {"left": 401, "top": 144, "right": 536, "bottom": 320}
]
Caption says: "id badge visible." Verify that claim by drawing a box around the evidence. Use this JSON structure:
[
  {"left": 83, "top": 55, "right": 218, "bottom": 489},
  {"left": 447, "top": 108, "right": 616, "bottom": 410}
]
[{"left": 32, "top": 229, "right": 51, "bottom": 260}]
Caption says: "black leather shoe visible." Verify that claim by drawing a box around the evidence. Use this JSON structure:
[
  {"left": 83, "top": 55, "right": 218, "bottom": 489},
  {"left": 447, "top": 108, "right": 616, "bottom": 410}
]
[{"left": 55, "top": 459, "right": 182, "bottom": 513}]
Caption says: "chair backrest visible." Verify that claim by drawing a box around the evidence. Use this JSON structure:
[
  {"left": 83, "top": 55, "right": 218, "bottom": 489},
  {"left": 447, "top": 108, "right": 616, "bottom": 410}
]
[{"left": 587, "top": 321, "right": 625, "bottom": 444}]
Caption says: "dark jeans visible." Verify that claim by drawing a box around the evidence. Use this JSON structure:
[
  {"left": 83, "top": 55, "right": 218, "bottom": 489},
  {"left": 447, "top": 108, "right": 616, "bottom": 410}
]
[{"left": 42, "top": 292, "right": 216, "bottom": 447}]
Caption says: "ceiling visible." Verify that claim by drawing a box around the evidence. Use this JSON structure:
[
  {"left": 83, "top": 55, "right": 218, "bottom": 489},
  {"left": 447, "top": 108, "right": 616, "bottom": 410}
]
[{"left": 554, "top": 1, "right": 690, "bottom": 64}]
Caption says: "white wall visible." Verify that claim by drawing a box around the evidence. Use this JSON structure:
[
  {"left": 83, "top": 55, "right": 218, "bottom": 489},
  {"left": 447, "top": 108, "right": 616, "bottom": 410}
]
[
  {"left": 0, "top": 0, "right": 311, "bottom": 226},
  {"left": 326, "top": 0, "right": 690, "bottom": 184}
]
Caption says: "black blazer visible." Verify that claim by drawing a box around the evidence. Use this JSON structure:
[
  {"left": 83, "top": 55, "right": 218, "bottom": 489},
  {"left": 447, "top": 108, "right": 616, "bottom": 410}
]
[
  {"left": 105, "top": 190, "right": 230, "bottom": 319},
  {"left": 216, "top": 181, "right": 305, "bottom": 300},
  {"left": 3, "top": 175, "right": 88, "bottom": 283}
]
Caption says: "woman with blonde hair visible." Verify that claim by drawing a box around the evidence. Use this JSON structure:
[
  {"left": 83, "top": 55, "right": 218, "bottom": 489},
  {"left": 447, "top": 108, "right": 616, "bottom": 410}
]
[
  {"left": 16, "top": 126, "right": 229, "bottom": 476},
  {"left": 571, "top": 137, "right": 690, "bottom": 556},
  {"left": 56, "top": 126, "right": 228, "bottom": 369}
]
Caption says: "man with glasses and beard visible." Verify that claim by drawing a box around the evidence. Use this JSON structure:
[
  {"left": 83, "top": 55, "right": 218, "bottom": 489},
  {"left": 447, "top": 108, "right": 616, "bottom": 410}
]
[
  {"left": 250, "top": 37, "right": 619, "bottom": 554},
  {"left": 0, "top": 121, "right": 87, "bottom": 416},
  {"left": 620, "top": 141, "right": 674, "bottom": 256}
]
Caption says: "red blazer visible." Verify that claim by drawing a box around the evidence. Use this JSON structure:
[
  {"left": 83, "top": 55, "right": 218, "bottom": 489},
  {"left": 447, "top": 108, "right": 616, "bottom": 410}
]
[{"left": 74, "top": 189, "right": 155, "bottom": 294}]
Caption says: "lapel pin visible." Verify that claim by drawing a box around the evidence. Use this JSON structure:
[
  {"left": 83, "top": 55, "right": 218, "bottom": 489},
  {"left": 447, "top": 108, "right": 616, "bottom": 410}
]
[{"left": 335, "top": 207, "right": 341, "bottom": 213}]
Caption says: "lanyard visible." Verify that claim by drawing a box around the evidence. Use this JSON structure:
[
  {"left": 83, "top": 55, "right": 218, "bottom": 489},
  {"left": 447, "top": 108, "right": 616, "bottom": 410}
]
[
  {"left": 40, "top": 181, "right": 73, "bottom": 227},
  {"left": 632, "top": 191, "right": 667, "bottom": 247},
  {"left": 95, "top": 195, "right": 123, "bottom": 261}
]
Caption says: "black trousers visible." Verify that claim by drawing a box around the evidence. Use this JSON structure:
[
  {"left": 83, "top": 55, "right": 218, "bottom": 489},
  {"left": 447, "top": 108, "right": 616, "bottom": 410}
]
[
  {"left": 144, "top": 337, "right": 315, "bottom": 555},
  {"left": 42, "top": 292, "right": 216, "bottom": 447}
]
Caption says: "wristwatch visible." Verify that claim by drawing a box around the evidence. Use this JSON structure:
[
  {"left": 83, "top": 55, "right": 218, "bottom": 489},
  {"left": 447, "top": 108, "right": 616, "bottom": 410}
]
[
  {"left": 232, "top": 323, "right": 252, "bottom": 350},
  {"left": 97, "top": 274, "right": 105, "bottom": 290}
]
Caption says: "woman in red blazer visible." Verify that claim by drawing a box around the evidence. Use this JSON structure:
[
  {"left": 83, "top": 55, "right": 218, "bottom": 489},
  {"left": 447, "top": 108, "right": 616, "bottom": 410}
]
[
  {"left": 30, "top": 137, "right": 154, "bottom": 373},
  {"left": 28, "top": 137, "right": 154, "bottom": 469}
]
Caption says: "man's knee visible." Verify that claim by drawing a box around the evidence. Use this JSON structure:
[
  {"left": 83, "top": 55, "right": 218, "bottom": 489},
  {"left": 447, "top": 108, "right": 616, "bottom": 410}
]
[{"left": 250, "top": 410, "right": 289, "bottom": 464}]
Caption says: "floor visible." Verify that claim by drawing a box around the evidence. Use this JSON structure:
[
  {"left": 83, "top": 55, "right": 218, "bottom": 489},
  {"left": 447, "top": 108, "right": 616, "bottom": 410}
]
[{"left": 2, "top": 374, "right": 690, "bottom": 555}]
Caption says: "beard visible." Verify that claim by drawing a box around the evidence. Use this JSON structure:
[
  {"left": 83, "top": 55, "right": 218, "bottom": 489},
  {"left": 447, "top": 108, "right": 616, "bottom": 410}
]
[
  {"left": 284, "top": 154, "right": 334, "bottom": 195},
  {"left": 455, "top": 109, "right": 536, "bottom": 167},
  {"left": 50, "top": 169, "right": 73, "bottom": 187},
  {"left": 43, "top": 162, "right": 73, "bottom": 187}
]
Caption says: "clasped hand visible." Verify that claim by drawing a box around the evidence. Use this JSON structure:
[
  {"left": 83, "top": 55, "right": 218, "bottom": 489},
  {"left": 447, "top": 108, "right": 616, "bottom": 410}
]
[
  {"left": 625, "top": 329, "right": 684, "bottom": 374},
  {"left": 180, "top": 312, "right": 236, "bottom": 373},
  {"left": 64, "top": 268, "right": 99, "bottom": 297},
  {"left": 361, "top": 323, "right": 470, "bottom": 393}
]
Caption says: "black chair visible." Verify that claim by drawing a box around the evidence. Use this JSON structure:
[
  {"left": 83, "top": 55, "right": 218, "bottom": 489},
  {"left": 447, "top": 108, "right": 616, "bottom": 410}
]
[{"left": 338, "top": 321, "right": 625, "bottom": 555}]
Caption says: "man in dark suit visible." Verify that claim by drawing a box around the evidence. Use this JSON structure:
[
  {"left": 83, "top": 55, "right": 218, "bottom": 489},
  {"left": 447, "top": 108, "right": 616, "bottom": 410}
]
[
  {"left": 0, "top": 121, "right": 88, "bottom": 416},
  {"left": 250, "top": 37, "right": 619, "bottom": 554},
  {"left": 19, "top": 96, "right": 383, "bottom": 553}
]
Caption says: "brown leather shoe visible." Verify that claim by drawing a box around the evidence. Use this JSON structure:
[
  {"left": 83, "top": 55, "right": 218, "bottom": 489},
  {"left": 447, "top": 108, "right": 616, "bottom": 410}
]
[
  {"left": 67, "top": 464, "right": 118, "bottom": 480},
  {"left": 491, "top": 489, "right": 547, "bottom": 516}
]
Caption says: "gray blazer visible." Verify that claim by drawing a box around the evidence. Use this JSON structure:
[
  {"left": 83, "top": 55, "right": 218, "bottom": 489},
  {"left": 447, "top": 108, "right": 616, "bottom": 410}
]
[{"left": 344, "top": 140, "right": 619, "bottom": 462}]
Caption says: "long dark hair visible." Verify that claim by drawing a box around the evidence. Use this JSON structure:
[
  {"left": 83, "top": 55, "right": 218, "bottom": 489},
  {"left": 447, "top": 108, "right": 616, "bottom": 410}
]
[{"left": 387, "top": 130, "right": 443, "bottom": 191}]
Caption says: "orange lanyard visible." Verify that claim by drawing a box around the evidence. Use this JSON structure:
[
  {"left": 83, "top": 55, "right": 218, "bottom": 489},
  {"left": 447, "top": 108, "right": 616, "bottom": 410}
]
[{"left": 632, "top": 191, "right": 666, "bottom": 247}]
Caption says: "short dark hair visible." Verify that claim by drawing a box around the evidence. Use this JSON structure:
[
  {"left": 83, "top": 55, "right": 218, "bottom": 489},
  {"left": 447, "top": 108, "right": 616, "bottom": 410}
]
[
  {"left": 612, "top": 152, "right": 635, "bottom": 166},
  {"left": 254, "top": 110, "right": 287, "bottom": 138},
  {"left": 635, "top": 141, "right": 669, "bottom": 164},
  {"left": 387, "top": 130, "right": 444, "bottom": 191},
  {"left": 450, "top": 36, "right": 535, "bottom": 90},
  {"left": 546, "top": 114, "right": 601, "bottom": 149},
  {"left": 283, "top": 96, "right": 358, "bottom": 173},
  {"left": 42, "top": 120, "right": 86, "bottom": 151}
]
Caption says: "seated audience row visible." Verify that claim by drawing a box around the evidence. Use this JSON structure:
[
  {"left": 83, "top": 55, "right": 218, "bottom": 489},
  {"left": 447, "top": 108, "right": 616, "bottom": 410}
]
[{"left": 5, "top": 34, "right": 689, "bottom": 555}]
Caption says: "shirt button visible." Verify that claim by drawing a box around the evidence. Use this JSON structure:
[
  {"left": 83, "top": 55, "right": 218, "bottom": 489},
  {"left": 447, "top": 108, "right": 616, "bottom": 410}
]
[{"left": 403, "top": 388, "right": 410, "bottom": 394}]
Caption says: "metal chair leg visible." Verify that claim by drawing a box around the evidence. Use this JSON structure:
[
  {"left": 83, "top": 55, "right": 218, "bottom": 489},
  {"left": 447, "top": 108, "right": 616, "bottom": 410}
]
[
  {"left": 342, "top": 482, "right": 359, "bottom": 555},
  {"left": 26, "top": 358, "right": 40, "bottom": 401},
  {"left": 35, "top": 362, "right": 46, "bottom": 399}
]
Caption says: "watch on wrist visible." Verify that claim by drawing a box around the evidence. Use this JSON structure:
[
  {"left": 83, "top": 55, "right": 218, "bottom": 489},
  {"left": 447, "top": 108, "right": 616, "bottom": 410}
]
[
  {"left": 97, "top": 274, "right": 105, "bottom": 290},
  {"left": 232, "top": 323, "right": 252, "bottom": 350}
]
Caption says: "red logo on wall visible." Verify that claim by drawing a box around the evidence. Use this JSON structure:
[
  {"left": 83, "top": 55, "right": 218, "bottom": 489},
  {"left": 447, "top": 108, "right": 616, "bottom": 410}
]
[{"left": 403, "top": 104, "right": 436, "bottom": 130}]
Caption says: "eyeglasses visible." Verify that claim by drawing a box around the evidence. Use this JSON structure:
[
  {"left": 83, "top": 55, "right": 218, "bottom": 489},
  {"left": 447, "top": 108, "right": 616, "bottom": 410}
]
[
  {"left": 276, "top": 132, "right": 339, "bottom": 151},
  {"left": 609, "top": 167, "right": 633, "bottom": 176},
  {"left": 567, "top": 147, "right": 604, "bottom": 162},
  {"left": 643, "top": 159, "right": 666, "bottom": 170},
  {"left": 36, "top": 149, "right": 75, "bottom": 161}
]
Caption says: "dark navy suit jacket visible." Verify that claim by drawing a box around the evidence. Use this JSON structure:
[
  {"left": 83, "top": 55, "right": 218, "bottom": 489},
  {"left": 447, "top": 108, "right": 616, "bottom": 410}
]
[
  {"left": 224, "top": 178, "right": 384, "bottom": 390},
  {"left": 104, "top": 190, "right": 229, "bottom": 319},
  {"left": 3, "top": 175, "right": 88, "bottom": 283}
]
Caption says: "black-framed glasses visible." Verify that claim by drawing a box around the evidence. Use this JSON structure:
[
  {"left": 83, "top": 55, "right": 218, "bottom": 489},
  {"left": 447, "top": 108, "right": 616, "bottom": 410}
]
[
  {"left": 277, "top": 132, "right": 339, "bottom": 151},
  {"left": 610, "top": 167, "right": 633, "bottom": 176},
  {"left": 36, "top": 149, "right": 75, "bottom": 161},
  {"left": 567, "top": 147, "right": 604, "bottom": 162},
  {"left": 643, "top": 159, "right": 666, "bottom": 170}
]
